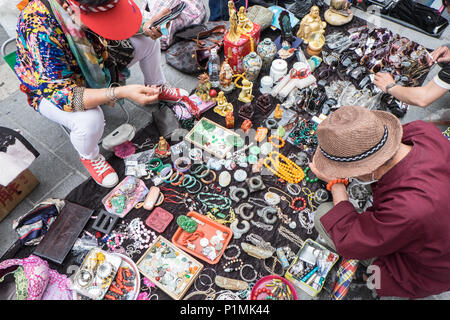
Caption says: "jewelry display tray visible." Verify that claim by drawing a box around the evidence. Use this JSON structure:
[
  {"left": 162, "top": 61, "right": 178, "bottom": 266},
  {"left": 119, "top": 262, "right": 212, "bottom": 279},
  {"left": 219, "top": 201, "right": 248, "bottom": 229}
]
[
  {"left": 71, "top": 248, "right": 123, "bottom": 300},
  {"left": 136, "top": 236, "right": 203, "bottom": 300},
  {"left": 184, "top": 117, "right": 241, "bottom": 159},
  {"left": 172, "top": 211, "right": 233, "bottom": 265}
]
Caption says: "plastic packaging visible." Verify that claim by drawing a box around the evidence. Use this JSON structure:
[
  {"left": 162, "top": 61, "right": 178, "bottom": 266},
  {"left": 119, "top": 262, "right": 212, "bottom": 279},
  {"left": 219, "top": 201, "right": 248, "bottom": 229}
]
[{"left": 208, "top": 48, "right": 220, "bottom": 88}]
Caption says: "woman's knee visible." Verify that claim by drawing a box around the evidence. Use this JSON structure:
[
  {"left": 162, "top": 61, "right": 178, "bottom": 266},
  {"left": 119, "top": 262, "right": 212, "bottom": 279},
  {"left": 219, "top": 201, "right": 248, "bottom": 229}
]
[{"left": 71, "top": 107, "right": 105, "bottom": 138}]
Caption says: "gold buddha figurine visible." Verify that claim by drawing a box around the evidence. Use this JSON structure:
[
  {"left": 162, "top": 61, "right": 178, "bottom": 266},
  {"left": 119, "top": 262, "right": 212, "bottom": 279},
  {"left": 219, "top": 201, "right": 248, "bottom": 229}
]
[
  {"left": 214, "top": 91, "right": 234, "bottom": 116},
  {"left": 273, "top": 104, "right": 283, "bottom": 120},
  {"left": 237, "top": 6, "right": 254, "bottom": 34},
  {"left": 297, "top": 6, "right": 327, "bottom": 44},
  {"left": 238, "top": 79, "right": 254, "bottom": 103},
  {"left": 155, "top": 136, "right": 171, "bottom": 158}
]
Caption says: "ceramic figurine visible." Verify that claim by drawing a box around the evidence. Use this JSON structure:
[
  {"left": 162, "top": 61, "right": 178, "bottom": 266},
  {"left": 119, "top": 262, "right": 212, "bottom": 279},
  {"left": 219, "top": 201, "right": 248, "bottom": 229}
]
[
  {"left": 225, "top": 111, "right": 235, "bottom": 129},
  {"left": 241, "top": 119, "right": 253, "bottom": 133},
  {"left": 257, "top": 38, "right": 277, "bottom": 71},
  {"left": 196, "top": 73, "right": 213, "bottom": 102},
  {"left": 227, "top": 2, "right": 241, "bottom": 43},
  {"left": 237, "top": 6, "right": 253, "bottom": 34},
  {"left": 243, "top": 51, "right": 262, "bottom": 82},
  {"left": 297, "top": 6, "right": 327, "bottom": 44},
  {"left": 214, "top": 91, "right": 234, "bottom": 116},
  {"left": 155, "top": 136, "right": 171, "bottom": 158},
  {"left": 219, "top": 60, "right": 235, "bottom": 93},
  {"left": 277, "top": 41, "right": 295, "bottom": 60},
  {"left": 238, "top": 79, "right": 254, "bottom": 103},
  {"left": 273, "top": 104, "right": 283, "bottom": 120},
  {"left": 325, "top": 0, "right": 354, "bottom": 26},
  {"left": 279, "top": 10, "right": 294, "bottom": 44}
]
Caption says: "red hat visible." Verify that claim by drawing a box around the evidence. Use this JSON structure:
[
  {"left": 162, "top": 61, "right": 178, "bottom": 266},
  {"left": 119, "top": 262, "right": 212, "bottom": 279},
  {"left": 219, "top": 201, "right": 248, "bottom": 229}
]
[{"left": 67, "top": 0, "right": 142, "bottom": 40}]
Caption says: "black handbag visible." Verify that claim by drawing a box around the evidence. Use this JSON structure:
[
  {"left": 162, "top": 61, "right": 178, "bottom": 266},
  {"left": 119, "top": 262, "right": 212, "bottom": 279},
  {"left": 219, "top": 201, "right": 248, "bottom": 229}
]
[{"left": 165, "top": 21, "right": 229, "bottom": 74}]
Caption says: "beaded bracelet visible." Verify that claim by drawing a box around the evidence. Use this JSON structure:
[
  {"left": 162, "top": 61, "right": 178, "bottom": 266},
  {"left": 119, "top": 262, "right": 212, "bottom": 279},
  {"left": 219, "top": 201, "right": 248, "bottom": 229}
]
[
  {"left": 252, "top": 287, "right": 274, "bottom": 300},
  {"left": 223, "top": 258, "right": 244, "bottom": 273},
  {"left": 268, "top": 135, "right": 285, "bottom": 148},
  {"left": 223, "top": 244, "right": 241, "bottom": 260},
  {"left": 304, "top": 166, "right": 319, "bottom": 183},
  {"left": 326, "top": 178, "right": 349, "bottom": 191},
  {"left": 291, "top": 197, "right": 307, "bottom": 211}
]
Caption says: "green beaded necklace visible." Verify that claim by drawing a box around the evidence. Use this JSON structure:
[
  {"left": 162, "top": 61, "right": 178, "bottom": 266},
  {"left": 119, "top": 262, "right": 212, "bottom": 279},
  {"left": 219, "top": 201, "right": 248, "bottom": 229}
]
[{"left": 197, "top": 192, "right": 232, "bottom": 211}]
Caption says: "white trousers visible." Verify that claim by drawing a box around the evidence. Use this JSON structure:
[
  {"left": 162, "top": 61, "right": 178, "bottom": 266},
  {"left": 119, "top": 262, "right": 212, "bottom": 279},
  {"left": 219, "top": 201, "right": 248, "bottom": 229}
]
[{"left": 38, "top": 36, "right": 166, "bottom": 160}]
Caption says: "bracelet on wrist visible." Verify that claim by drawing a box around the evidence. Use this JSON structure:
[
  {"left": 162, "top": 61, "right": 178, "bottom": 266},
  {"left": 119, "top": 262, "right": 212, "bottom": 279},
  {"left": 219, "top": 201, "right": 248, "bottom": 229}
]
[
  {"left": 72, "top": 87, "right": 86, "bottom": 112},
  {"left": 326, "top": 178, "right": 349, "bottom": 191}
]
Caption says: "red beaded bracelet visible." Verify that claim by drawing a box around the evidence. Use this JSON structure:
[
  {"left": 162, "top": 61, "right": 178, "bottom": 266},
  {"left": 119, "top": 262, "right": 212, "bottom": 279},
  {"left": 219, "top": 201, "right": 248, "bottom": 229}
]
[
  {"left": 326, "top": 178, "right": 349, "bottom": 191},
  {"left": 291, "top": 197, "right": 307, "bottom": 211},
  {"left": 252, "top": 287, "right": 273, "bottom": 300}
]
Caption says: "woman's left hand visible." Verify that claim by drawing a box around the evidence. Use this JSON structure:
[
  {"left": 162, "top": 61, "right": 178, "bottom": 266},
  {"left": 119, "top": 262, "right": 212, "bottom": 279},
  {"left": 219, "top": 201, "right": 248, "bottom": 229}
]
[{"left": 143, "top": 8, "right": 172, "bottom": 40}]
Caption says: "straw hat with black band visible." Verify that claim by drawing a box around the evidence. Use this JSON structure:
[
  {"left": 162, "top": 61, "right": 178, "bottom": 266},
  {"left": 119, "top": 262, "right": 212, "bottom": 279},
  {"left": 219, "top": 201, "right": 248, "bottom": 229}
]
[{"left": 312, "top": 106, "right": 403, "bottom": 179}]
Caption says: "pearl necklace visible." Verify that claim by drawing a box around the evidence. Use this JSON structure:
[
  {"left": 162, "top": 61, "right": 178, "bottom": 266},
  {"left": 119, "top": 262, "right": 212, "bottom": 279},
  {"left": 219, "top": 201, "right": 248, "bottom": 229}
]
[{"left": 127, "top": 218, "right": 156, "bottom": 250}]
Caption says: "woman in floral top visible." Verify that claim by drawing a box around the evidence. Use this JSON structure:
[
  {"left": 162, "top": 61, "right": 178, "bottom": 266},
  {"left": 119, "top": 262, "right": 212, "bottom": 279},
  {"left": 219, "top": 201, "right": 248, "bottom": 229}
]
[{"left": 14, "top": 0, "right": 188, "bottom": 188}]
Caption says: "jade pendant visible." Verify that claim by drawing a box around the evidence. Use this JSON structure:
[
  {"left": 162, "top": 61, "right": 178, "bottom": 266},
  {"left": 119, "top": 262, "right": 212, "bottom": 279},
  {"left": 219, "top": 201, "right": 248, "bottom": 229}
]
[{"left": 177, "top": 215, "right": 198, "bottom": 233}]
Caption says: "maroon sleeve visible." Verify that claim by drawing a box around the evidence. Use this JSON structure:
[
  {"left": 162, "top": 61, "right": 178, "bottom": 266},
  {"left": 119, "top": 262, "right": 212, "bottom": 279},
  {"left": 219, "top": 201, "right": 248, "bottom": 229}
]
[{"left": 320, "top": 200, "right": 420, "bottom": 260}]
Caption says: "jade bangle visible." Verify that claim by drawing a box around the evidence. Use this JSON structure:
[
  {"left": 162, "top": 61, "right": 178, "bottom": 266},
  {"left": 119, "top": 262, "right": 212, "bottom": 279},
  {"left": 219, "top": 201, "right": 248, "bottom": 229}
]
[
  {"left": 164, "top": 170, "right": 180, "bottom": 183},
  {"left": 190, "top": 163, "right": 205, "bottom": 175},
  {"left": 148, "top": 158, "right": 163, "bottom": 171},
  {"left": 157, "top": 163, "right": 172, "bottom": 174},
  {"left": 195, "top": 166, "right": 210, "bottom": 179},
  {"left": 181, "top": 175, "right": 197, "bottom": 188},
  {"left": 186, "top": 179, "right": 202, "bottom": 194}
]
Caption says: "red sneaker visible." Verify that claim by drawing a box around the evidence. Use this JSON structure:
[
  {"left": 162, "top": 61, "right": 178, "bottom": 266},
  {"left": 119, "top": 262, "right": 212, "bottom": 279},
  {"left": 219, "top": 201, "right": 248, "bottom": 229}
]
[
  {"left": 80, "top": 155, "right": 119, "bottom": 188},
  {"left": 158, "top": 84, "right": 189, "bottom": 103}
]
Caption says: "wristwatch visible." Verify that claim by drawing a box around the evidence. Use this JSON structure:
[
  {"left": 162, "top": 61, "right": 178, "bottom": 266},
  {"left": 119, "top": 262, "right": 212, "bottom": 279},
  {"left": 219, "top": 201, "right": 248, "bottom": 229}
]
[{"left": 385, "top": 82, "right": 397, "bottom": 94}]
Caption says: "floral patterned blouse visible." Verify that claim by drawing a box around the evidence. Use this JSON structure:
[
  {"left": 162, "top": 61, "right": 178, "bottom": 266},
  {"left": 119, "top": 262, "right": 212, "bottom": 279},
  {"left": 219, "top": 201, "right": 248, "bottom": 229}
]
[{"left": 14, "top": 0, "right": 84, "bottom": 112}]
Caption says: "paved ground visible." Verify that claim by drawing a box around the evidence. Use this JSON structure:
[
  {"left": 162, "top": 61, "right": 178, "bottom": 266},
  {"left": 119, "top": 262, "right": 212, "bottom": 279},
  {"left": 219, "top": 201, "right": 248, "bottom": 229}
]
[{"left": 0, "top": 5, "right": 449, "bottom": 300}]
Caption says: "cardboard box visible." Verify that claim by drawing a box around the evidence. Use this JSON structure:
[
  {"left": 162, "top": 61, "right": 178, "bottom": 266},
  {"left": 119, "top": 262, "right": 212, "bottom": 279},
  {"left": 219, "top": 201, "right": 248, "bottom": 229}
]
[{"left": 0, "top": 169, "right": 39, "bottom": 221}]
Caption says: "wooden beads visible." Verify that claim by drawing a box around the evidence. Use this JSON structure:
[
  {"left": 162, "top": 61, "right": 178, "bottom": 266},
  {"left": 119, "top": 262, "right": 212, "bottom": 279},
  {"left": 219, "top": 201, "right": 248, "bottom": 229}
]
[
  {"left": 326, "top": 178, "right": 349, "bottom": 191},
  {"left": 291, "top": 197, "right": 307, "bottom": 211},
  {"left": 268, "top": 135, "right": 285, "bottom": 148}
]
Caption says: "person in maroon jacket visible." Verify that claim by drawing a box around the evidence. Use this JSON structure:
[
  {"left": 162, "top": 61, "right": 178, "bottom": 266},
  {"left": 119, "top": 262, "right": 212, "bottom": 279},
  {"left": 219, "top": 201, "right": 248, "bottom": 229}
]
[{"left": 309, "top": 105, "right": 450, "bottom": 299}]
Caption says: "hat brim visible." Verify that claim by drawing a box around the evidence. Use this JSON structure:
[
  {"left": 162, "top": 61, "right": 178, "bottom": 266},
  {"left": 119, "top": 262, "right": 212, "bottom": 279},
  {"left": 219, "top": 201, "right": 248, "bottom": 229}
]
[
  {"left": 80, "top": 0, "right": 142, "bottom": 40},
  {"left": 312, "top": 110, "right": 403, "bottom": 179}
]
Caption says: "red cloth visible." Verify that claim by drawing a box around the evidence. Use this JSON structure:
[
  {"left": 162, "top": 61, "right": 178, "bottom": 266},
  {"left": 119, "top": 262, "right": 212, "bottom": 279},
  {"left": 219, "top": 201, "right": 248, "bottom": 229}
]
[{"left": 321, "top": 121, "right": 450, "bottom": 299}]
